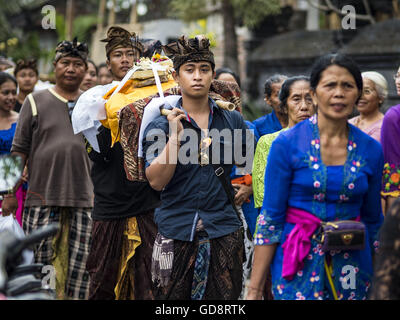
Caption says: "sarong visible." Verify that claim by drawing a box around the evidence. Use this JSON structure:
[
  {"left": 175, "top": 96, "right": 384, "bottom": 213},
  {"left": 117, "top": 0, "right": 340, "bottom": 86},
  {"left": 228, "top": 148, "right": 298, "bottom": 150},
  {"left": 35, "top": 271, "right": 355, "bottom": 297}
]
[
  {"left": 23, "top": 206, "right": 92, "bottom": 300},
  {"left": 154, "top": 228, "right": 243, "bottom": 300},
  {"left": 86, "top": 210, "right": 157, "bottom": 300}
]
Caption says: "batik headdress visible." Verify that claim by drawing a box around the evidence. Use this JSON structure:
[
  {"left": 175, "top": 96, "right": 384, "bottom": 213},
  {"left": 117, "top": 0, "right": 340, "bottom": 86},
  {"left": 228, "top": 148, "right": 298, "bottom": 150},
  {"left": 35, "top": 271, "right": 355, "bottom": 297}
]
[
  {"left": 14, "top": 58, "right": 38, "bottom": 76},
  {"left": 162, "top": 35, "right": 215, "bottom": 71},
  {"left": 54, "top": 37, "right": 89, "bottom": 65},
  {"left": 101, "top": 26, "right": 144, "bottom": 58}
]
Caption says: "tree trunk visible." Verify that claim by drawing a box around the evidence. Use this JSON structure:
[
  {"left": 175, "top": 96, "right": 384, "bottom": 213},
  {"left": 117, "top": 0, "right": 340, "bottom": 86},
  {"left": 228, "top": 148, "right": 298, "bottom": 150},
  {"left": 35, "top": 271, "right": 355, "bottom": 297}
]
[
  {"left": 129, "top": 1, "right": 138, "bottom": 24},
  {"left": 66, "top": 0, "right": 74, "bottom": 40},
  {"left": 97, "top": 0, "right": 106, "bottom": 31},
  {"left": 221, "top": 0, "right": 239, "bottom": 75},
  {"left": 108, "top": 0, "right": 116, "bottom": 26},
  {"left": 394, "top": 0, "right": 400, "bottom": 18}
]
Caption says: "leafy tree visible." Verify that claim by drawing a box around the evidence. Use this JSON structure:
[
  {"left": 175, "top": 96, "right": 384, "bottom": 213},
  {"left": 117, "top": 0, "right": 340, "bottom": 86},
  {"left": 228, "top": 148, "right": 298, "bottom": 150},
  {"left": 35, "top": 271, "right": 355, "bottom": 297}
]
[
  {"left": 169, "top": 0, "right": 281, "bottom": 74},
  {"left": 0, "top": 0, "right": 48, "bottom": 42}
]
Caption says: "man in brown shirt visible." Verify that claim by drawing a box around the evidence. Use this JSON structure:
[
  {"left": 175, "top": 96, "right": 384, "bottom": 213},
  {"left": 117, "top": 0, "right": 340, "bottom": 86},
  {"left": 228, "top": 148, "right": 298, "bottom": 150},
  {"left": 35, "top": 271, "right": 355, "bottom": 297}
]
[{"left": 2, "top": 38, "right": 93, "bottom": 300}]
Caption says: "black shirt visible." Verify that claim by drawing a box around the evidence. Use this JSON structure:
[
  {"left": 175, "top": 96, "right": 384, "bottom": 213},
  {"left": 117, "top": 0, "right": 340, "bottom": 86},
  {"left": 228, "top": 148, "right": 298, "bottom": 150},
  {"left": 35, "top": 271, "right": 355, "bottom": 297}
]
[
  {"left": 14, "top": 101, "right": 22, "bottom": 113},
  {"left": 87, "top": 126, "right": 160, "bottom": 220}
]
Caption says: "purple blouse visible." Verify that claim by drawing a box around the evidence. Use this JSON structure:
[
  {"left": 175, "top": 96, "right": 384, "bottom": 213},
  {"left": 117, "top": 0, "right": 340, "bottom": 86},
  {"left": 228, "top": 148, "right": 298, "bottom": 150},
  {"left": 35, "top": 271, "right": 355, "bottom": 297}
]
[{"left": 381, "top": 105, "right": 400, "bottom": 197}]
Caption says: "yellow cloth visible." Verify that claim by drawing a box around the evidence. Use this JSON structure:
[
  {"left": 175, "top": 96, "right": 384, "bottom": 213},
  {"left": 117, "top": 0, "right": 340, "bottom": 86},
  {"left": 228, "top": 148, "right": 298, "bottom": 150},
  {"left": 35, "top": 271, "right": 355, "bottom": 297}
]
[
  {"left": 51, "top": 208, "right": 70, "bottom": 300},
  {"left": 114, "top": 217, "right": 142, "bottom": 300},
  {"left": 381, "top": 190, "right": 400, "bottom": 198},
  {"left": 101, "top": 78, "right": 177, "bottom": 146}
]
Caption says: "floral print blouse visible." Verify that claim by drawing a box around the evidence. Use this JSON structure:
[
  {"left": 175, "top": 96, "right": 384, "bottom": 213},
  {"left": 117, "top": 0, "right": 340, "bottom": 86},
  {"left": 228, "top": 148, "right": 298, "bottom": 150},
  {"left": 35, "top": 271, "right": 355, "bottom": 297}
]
[
  {"left": 254, "top": 115, "right": 384, "bottom": 300},
  {"left": 381, "top": 105, "right": 400, "bottom": 198}
]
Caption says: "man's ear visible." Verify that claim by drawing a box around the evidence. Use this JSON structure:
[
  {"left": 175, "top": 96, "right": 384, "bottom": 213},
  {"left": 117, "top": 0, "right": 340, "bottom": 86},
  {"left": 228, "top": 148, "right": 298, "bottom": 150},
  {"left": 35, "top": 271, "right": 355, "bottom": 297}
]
[
  {"left": 106, "top": 59, "right": 111, "bottom": 73},
  {"left": 172, "top": 70, "right": 179, "bottom": 83}
]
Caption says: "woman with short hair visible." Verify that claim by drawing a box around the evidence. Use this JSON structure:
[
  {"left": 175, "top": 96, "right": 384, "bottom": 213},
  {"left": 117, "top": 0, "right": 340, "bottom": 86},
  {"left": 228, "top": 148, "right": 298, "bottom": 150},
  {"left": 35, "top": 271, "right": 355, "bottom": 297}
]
[{"left": 349, "top": 71, "right": 388, "bottom": 142}]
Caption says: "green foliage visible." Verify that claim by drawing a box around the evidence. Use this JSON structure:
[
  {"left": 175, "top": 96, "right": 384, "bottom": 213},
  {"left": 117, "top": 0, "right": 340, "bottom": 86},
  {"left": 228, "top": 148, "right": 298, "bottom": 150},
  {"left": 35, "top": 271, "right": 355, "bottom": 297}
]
[
  {"left": 0, "top": 0, "right": 48, "bottom": 41},
  {"left": 231, "top": 0, "right": 280, "bottom": 28},
  {"left": 169, "top": 0, "right": 210, "bottom": 22},
  {"left": 169, "top": 0, "right": 281, "bottom": 27},
  {"left": 188, "top": 19, "right": 217, "bottom": 47},
  {"left": 55, "top": 14, "right": 66, "bottom": 42},
  {"left": 54, "top": 12, "right": 97, "bottom": 43},
  {"left": 5, "top": 32, "right": 42, "bottom": 61},
  {"left": 73, "top": 14, "right": 98, "bottom": 43}
]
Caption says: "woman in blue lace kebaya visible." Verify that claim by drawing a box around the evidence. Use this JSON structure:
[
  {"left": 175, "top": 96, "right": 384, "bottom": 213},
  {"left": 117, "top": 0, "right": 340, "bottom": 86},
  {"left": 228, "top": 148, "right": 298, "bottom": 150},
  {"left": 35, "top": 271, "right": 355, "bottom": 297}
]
[{"left": 247, "top": 54, "right": 384, "bottom": 300}]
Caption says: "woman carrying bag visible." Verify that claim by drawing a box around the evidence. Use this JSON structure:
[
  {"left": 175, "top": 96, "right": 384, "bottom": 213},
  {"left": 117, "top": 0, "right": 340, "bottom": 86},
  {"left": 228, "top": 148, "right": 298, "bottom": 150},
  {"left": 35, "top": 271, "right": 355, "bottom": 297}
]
[{"left": 247, "top": 54, "right": 384, "bottom": 300}]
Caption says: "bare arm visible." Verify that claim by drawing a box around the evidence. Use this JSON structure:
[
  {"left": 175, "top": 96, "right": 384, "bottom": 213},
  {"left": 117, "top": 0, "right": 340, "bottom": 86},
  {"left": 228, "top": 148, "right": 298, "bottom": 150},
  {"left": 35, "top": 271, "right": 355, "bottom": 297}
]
[
  {"left": 246, "top": 244, "right": 278, "bottom": 300},
  {"left": 385, "top": 197, "right": 398, "bottom": 216},
  {"left": 145, "top": 108, "right": 186, "bottom": 191}
]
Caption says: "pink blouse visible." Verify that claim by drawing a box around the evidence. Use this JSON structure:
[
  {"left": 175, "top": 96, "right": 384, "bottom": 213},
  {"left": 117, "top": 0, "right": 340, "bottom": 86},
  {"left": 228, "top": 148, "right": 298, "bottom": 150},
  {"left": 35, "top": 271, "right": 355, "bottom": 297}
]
[{"left": 348, "top": 116, "right": 383, "bottom": 143}]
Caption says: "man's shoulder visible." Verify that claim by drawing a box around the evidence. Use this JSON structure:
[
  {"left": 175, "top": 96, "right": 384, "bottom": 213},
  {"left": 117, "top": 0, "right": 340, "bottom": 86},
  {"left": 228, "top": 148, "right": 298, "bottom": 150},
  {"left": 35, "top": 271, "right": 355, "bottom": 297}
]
[
  {"left": 217, "top": 107, "right": 244, "bottom": 129},
  {"left": 144, "top": 114, "right": 169, "bottom": 134},
  {"left": 30, "top": 88, "right": 51, "bottom": 100}
]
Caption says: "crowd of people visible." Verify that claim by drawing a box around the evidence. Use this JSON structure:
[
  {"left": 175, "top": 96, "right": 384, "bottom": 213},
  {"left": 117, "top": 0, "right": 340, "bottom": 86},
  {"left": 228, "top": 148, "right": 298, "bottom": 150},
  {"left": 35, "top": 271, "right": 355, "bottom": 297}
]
[{"left": 0, "top": 25, "right": 400, "bottom": 301}]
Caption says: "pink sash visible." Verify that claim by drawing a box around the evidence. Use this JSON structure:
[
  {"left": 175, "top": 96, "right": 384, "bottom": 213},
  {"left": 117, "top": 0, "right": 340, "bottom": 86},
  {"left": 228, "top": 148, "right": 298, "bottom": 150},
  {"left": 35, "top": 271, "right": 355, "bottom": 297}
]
[{"left": 281, "top": 207, "right": 321, "bottom": 281}]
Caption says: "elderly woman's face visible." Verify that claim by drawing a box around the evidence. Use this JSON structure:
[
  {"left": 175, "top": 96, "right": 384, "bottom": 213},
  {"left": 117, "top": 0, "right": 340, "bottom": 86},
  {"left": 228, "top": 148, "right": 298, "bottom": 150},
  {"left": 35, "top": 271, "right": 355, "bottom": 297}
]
[
  {"left": 286, "top": 80, "right": 315, "bottom": 126},
  {"left": 312, "top": 65, "right": 360, "bottom": 121},
  {"left": 356, "top": 78, "right": 382, "bottom": 115},
  {"left": 265, "top": 82, "right": 283, "bottom": 109}
]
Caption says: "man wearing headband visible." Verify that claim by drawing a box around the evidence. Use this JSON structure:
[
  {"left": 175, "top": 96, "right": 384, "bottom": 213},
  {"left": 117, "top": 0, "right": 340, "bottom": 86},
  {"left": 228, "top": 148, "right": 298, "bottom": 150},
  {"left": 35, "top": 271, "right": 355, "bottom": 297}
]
[
  {"left": 142, "top": 35, "right": 255, "bottom": 300},
  {"left": 2, "top": 38, "right": 93, "bottom": 300},
  {"left": 84, "top": 26, "right": 160, "bottom": 300},
  {"left": 102, "top": 26, "right": 143, "bottom": 81}
]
